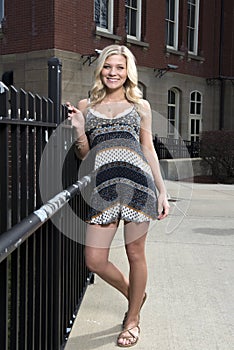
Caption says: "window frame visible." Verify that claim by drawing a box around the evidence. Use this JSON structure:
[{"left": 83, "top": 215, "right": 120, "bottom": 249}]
[
  {"left": 94, "top": 0, "right": 114, "bottom": 34},
  {"left": 166, "top": 0, "right": 179, "bottom": 50},
  {"left": 167, "top": 88, "right": 180, "bottom": 139},
  {"left": 125, "top": 0, "right": 142, "bottom": 41},
  {"left": 187, "top": 0, "right": 200, "bottom": 55},
  {"left": 189, "top": 90, "right": 202, "bottom": 141}
]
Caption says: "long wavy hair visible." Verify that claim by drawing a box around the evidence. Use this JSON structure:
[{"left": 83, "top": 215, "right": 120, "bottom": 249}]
[{"left": 89, "top": 45, "right": 143, "bottom": 106}]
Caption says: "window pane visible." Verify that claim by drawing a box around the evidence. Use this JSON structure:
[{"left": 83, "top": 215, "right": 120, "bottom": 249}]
[
  {"left": 196, "top": 119, "right": 200, "bottom": 133},
  {"left": 196, "top": 103, "right": 201, "bottom": 115},
  {"left": 190, "top": 102, "right": 195, "bottom": 114},
  {"left": 0, "top": 0, "right": 4, "bottom": 21},
  {"left": 168, "top": 106, "right": 175, "bottom": 120},
  {"left": 168, "top": 90, "right": 175, "bottom": 104},
  {"left": 95, "top": 0, "right": 100, "bottom": 24},
  {"left": 188, "top": 29, "right": 194, "bottom": 51},
  {"left": 100, "top": 1, "right": 108, "bottom": 28},
  {"left": 95, "top": 0, "right": 109, "bottom": 29},
  {"left": 169, "top": 0, "right": 175, "bottom": 21},
  {"left": 168, "top": 23, "right": 174, "bottom": 46},
  {"left": 166, "top": 0, "right": 170, "bottom": 19},
  {"left": 190, "top": 5, "right": 195, "bottom": 28},
  {"left": 191, "top": 91, "right": 196, "bottom": 101},
  {"left": 132, "top": 0, "right": 137, "bottom": 8},
  {"left": 196, "top": 92, "right": 201, "bottom": 101},
  {"left": 125, "top": 8, "right": 130, "bottom": 34},
  {"left": 130, "top": 9, "right": 137, "bottom": 36},
  {"left": 169, "top": 121, "right": 175, "bottom": 133},
  {"left": 191, "top": 119, "right": 195, "bottom": 134}
]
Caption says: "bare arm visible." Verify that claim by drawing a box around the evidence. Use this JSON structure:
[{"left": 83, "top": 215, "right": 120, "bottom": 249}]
[
  {"left": 66, "top": 99, "right": 90, "bottom": 160},
  {"left": 139, "top": 99, "right": 170, "bottom": 219}
]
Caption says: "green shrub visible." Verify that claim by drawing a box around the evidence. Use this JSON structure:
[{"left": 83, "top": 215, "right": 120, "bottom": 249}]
[{"left": 200, "top": 130, "right": 234, "bottom": 184}]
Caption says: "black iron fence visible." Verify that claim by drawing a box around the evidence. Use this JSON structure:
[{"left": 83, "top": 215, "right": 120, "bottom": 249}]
[
  {"left": 0, "top": 62, "right": 92, "bottom": 349},
  {"left": 153, "top": 136, "right": 200, "bottom": 159}
]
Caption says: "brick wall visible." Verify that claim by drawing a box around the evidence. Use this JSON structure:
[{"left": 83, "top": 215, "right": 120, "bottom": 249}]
[{"left": 1, "top": 0, "right": 232, "bottom": 79}]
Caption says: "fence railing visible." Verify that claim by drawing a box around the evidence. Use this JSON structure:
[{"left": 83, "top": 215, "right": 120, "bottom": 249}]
[
  {"left": 153, "top": 136, "right": 200, "bottom": 159},
  {"left": 0, "top": 78, "right": 91, "bottom": 349}
]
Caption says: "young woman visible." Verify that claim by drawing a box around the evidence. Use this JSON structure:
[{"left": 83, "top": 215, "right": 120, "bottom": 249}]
[{"left": 67, "top": 44, "right": 169, "bottom": 347}]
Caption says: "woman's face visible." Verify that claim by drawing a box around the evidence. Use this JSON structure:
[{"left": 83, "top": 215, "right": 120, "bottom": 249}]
[{"left": 101, "top": 54, "right": 128, "bottom": 92}]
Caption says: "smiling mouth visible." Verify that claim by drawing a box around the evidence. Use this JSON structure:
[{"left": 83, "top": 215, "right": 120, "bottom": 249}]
[{"left": 107, "top": 77, "right": 119, "bottom": 81}]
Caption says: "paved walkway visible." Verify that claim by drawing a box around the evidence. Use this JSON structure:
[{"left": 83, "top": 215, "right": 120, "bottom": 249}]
[{"left": 65, "top": 180, "right": 234, "bottom": 350}]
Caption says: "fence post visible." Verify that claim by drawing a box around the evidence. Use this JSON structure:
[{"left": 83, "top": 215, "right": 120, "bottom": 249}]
[{"left": 48, "top": 58, "right": 62, "bottom": 124}]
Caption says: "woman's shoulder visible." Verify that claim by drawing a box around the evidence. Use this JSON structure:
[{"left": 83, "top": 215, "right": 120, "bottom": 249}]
[
  {"left": 77, "top": 98, "right": 90, "bottom": 114},
  {"left": 138, "top": 98, "right": 150, "bottom": 109},
  {"left": 136, "top": 99, "right": 151, "bottom": 117}
]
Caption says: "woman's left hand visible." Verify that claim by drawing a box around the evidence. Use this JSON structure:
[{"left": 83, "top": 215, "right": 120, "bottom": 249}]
[{"left": 157, "top": 194, "right": 170, "bottom": 220}]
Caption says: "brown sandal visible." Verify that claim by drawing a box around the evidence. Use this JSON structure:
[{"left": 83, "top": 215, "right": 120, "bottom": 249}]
[
  {"left": 117, "top": 325, "right": 140, "bottom": 348},
  {"left": 122, "top": 293, "right": 147, "bottom": 328}
]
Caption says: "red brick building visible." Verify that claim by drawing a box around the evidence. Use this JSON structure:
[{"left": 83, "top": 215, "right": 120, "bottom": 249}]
[{"left": 0, "top": 0, "right": 233, "bottom": 139}]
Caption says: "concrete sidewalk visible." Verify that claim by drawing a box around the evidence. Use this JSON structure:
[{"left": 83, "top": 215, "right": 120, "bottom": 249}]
[{"left": 65, "top": 180, "right": 234, "bottom": 350}]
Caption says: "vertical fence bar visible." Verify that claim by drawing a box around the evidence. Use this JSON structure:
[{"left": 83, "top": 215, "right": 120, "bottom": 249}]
[
  {"left": 10, "top": 86, "right": 18, "bottom": 119},
  {"left": 34, "top": 93, "right": 47, "bottom": 350},
  {"left": 0, "top": 89, "right": 8, "bottom": 117},
  {"left": 27, "top": 92, "right": 36, "bottom": 350},
  {"left": 0, "top": 258, "right": 9, "bottom": 350},
  {"left": 0, "top": 124, "right": 9, "bottom": 233}
]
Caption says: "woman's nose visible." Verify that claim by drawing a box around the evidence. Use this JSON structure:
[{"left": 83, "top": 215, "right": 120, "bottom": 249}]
[{"left": 109, "top": 67, "right": 117, "bottom": 75}]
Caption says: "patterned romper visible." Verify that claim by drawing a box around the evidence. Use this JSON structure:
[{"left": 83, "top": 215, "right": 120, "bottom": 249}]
[{"left": 84, "top": 105, "right": 158, "bottom": 224}]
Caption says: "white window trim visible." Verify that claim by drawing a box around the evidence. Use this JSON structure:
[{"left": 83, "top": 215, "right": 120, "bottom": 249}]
[
  {"left": 126, "top": 0, "right": 142, "bottom": 41},
  {"left": 168, "top": 88, "right": 180, "bottom": 139},
  {"left": 187, "top": 0, "right": 200, "bottom": 55},
  {"left": 95, "top": 0, "right": 114, "bottom": 34},
  {"left": 166, "top": 0, "right": 179, "bottom": 51},
  {"left": 188, "top": 90, "right": 202, "bottom": 140}
]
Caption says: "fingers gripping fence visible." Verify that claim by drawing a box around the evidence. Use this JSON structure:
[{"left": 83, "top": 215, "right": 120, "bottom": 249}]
[{"left": 0, "top": 174, "right": 93, "bottom": 263}]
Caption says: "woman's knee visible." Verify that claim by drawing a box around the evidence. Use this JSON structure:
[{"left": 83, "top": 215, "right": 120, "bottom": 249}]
[
  {"left": 125, "top": 242, "right": 146, "bottom": 264},
  {"left": 85, "top": 247, "right": 108, "bottom": 273}
]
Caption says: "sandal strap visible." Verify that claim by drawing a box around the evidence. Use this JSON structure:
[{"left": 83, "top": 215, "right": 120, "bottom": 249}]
[
  {"left": 118, "top": 326, "right": 140, "bottom": 340},
  {"left": 127, "top": 326, "right": 140, "bottom": 340}
]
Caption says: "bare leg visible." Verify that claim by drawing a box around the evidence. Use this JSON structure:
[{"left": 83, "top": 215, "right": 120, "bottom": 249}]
[
  {"left": 85, "top": 222, "right": 129, "bottom": 298},
  {"left": 117, "top": 221, "right": 149, "bottom": 346}
]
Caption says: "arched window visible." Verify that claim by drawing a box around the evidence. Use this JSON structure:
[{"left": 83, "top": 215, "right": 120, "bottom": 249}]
[
  {"left": 189, "top": 90, "right": 202, "bottom": 141},
  {"left": 168, "top": 88, "right": 180, "bottom": 138}
]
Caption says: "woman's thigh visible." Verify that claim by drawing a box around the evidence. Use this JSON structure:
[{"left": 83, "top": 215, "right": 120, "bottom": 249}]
[
  {"left": 85, "top": 222, "right": 119, "bottom": 248},
  {"left": 124, "top": 221, "right": 149, "bottom": 246}
]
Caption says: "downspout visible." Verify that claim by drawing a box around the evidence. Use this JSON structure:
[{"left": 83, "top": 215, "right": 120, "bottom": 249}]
[{"left": 219, "top": 0, "right": 224, "bottom": 130}]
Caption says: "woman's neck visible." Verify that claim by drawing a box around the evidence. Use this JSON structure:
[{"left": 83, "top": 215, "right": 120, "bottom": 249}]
[{"left": 104, "top": 89, "right": 126, "bottom": 103}]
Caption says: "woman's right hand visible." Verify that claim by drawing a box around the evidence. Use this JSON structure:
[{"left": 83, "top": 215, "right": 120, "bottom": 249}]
[{"left": 66, "top": 102, "right": 85, "bottom": 135}]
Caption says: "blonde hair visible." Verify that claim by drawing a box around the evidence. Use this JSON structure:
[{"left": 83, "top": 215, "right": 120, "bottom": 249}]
[{"left": 89, "top": 45, "right": 143, "bottom": 106}]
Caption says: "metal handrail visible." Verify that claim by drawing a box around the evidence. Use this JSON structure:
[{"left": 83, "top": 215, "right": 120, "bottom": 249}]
[{"left": 0, "top": 173, "right": 93, "bottom": 263}]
